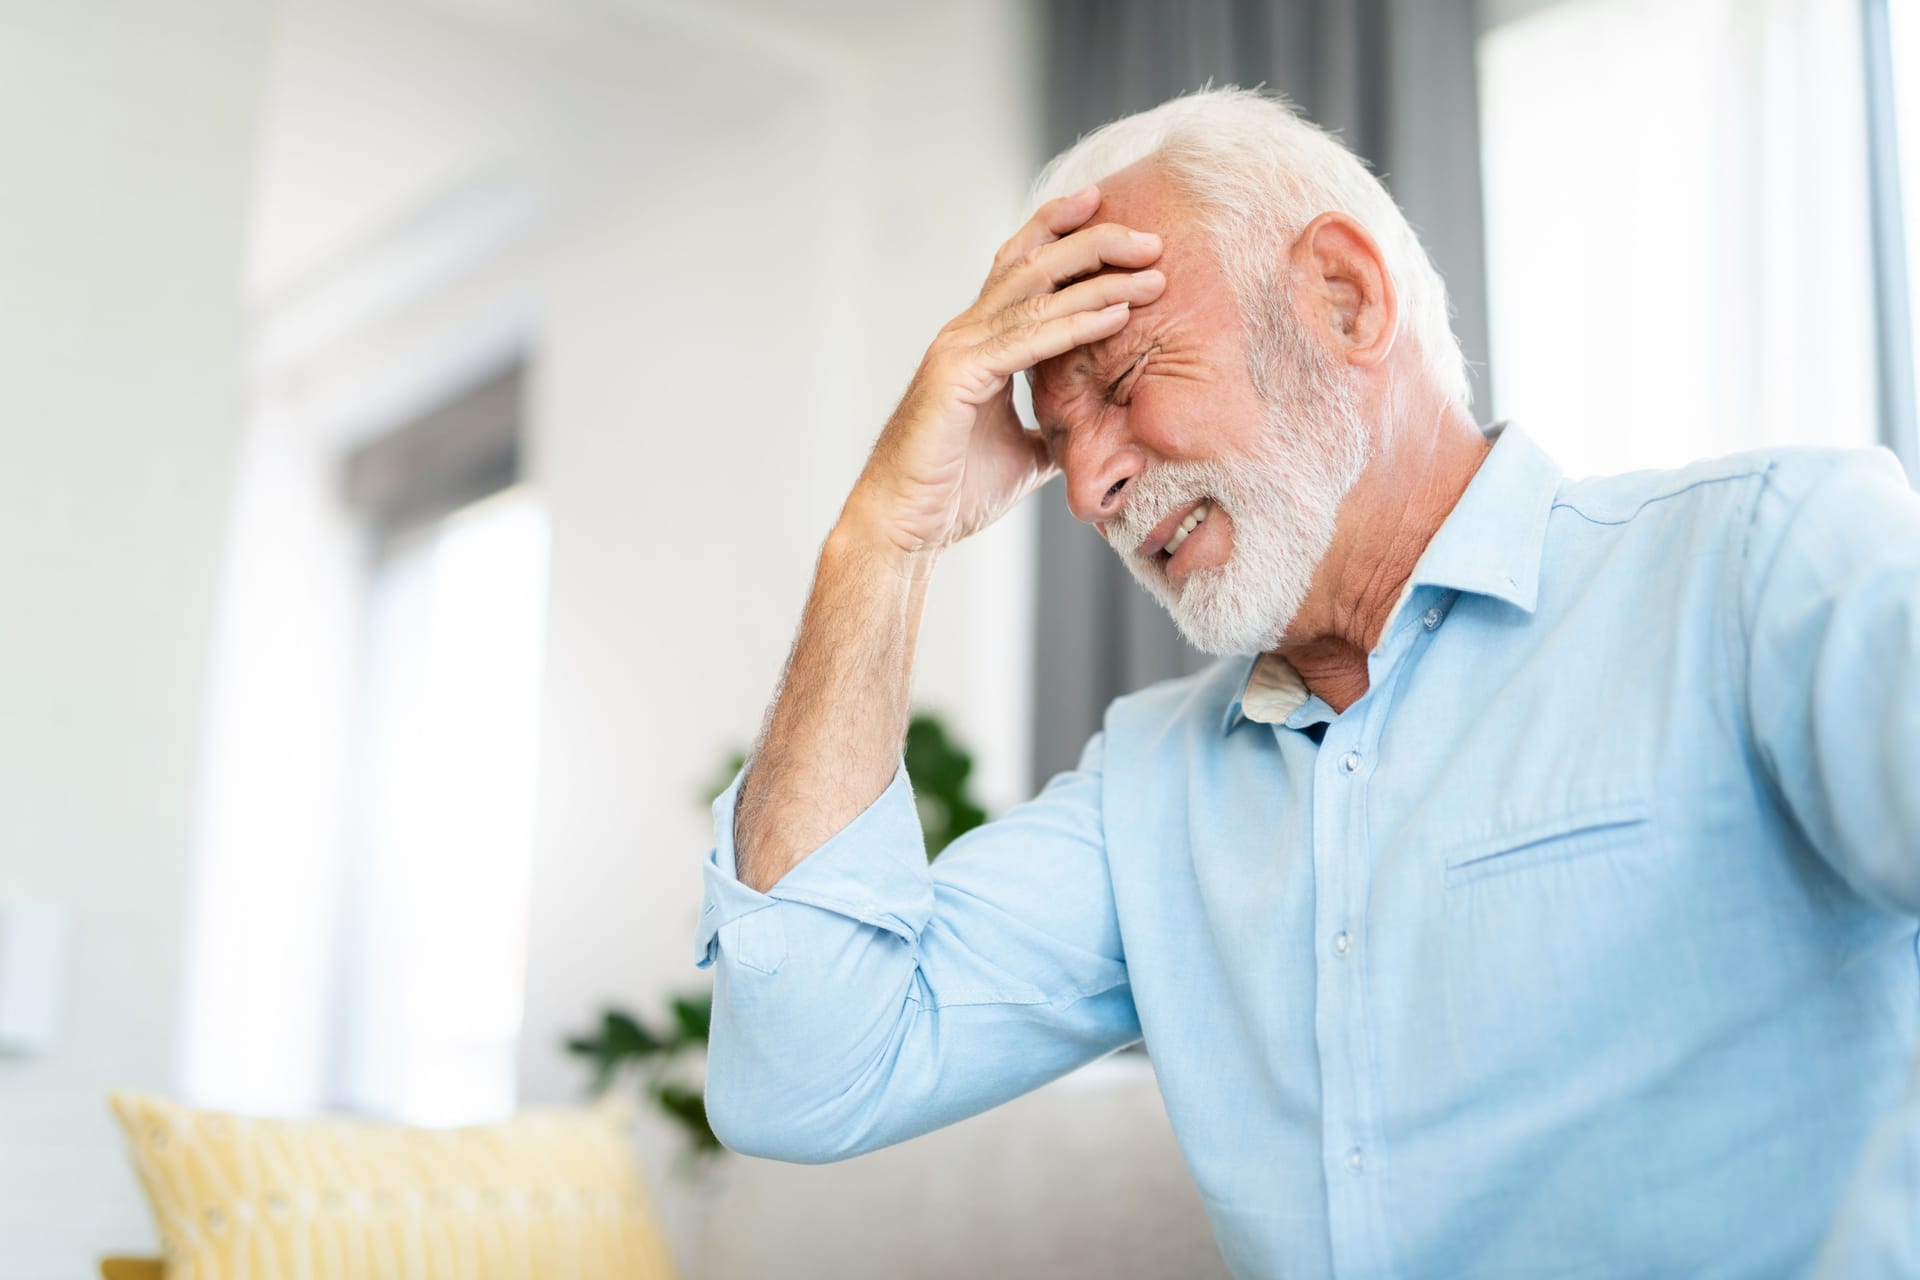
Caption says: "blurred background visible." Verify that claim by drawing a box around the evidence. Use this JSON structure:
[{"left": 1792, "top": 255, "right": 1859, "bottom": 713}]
[{"left": 2, "top": 0, "right": 1917, "bottom": 1275}]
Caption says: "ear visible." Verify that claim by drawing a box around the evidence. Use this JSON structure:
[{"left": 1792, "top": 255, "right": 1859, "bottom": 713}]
[{"left": 1289, "top": 212, "right": 1398, "bottom": 369}]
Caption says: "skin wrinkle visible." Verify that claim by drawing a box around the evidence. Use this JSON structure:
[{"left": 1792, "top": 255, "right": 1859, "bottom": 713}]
[
  {"left": 1286, "top": 397, "right": 1485, "bottom": 703},
  {"left": 1033, "top": 159, "right": 1490, "bottom": 711}
]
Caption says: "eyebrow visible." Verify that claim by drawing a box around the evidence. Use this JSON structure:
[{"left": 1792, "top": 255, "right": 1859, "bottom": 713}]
[
  {"left": 1054, "top": 338, "right": 1142, "bottom": 392},
  {"left": 1034, "top": 336, "right": 1155, "bottom": 437}
]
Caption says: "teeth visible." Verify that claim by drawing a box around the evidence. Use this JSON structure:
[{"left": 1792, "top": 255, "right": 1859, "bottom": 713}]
[{"left": 1162, "top": 503, "right": 1210, "bottom": 556}]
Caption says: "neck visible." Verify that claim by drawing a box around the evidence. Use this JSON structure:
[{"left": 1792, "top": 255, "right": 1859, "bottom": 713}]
[{"left": 1275, "top": 396, "right": 1491, "bottom": 714}]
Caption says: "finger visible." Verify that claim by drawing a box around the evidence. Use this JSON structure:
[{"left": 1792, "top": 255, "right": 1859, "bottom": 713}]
[
  {"left": 994, "top": 184, "right": 1103, "bottom": 269},
  {"left": 976, "top": 301, "right": 1133, "bottom": 379},
  {"left": 1024, "top": 268, "right": 1164, "bottom": 326},
  {"left": 984, "top": 223, "right": 1163, "bottom": 310},
  {"left": 981, "top": 267, "right": 1164, "bottom": 340}
]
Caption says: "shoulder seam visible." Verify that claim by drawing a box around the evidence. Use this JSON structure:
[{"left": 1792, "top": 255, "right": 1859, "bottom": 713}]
[{"left": 1552, "top": 466, "right": 1772, "bottom": 528}]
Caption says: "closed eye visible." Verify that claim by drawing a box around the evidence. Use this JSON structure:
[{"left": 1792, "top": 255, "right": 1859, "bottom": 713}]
[{"left": 1106, "top": 348, "right": 1153, "bottom": 404}]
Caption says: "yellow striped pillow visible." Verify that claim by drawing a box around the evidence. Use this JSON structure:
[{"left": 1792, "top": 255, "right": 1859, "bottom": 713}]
[{"left": 108, "top": 1092, "right": 678, "bottom": 1279}]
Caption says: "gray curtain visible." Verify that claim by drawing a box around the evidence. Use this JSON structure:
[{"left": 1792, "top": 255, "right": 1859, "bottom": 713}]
[{"left": 1031, "top": 0, "right": 1492, "bottom": 787}]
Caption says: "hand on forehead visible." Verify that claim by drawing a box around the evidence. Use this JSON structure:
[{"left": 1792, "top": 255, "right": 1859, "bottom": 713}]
[
  {"left": 1027, "top": 166, "right": 1226, "bottom": 400},
  {"left": 1022, "top": 170, "right": 1166, "bottom": 374},
  {"left": 1072, "top": 162, "right": 1193, "bottom": 282}
]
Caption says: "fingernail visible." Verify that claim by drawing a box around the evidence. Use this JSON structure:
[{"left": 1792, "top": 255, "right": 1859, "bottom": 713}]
[
  {"left": 1074, "top": 184, "right": 1099, "bottom": 200},
  {"left": 1131, "top": 231, "right": 1160, "bottom": 250}
]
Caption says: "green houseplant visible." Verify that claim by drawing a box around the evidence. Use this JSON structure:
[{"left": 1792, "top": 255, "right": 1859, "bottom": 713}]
[{"left": 564, "top": 711, "right": 988, "bottom": 1161}]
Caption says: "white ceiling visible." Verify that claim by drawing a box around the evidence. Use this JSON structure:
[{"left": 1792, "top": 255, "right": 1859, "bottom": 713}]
[{"left": 249, "top": 0, "right": 852, "bottom": 302}]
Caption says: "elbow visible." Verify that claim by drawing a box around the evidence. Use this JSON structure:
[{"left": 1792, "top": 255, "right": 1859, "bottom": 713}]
[
  {"left": 703, "top": 1004, "right": 857, "bottom": 1164},
  {"left": 705, "top": 1102, "right": 825, "bottom": 1165},
  {"left": 704, "top": 1061, "right": 865, "bottom": 1165},
  {"left": 704, "top": 998, "right": 915, "bottom": 1164},
  {"left": 701, "top": 912, "right": 930, "bottom": 1162}
]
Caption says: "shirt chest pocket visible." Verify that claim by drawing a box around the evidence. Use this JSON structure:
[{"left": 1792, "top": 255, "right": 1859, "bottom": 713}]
[{"left": 1441, "top": 801, "right": 1653, "bottom": 890}]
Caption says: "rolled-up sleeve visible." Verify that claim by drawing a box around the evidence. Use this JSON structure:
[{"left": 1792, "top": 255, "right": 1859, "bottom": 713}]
[{"left": 694, "top": 733, "right": 1139, "bottom": 1164}]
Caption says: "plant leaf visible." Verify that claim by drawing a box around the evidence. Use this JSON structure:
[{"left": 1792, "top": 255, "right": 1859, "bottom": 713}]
[
  {"left": 669, "top": 992, "right": 711, "bottom": 1042},
  {"left": 655, "top": 1082, "right": 721, "bottom": 1151},
  {"left": 602, "top": 1009, "right": 665, "bottom": 1058}
]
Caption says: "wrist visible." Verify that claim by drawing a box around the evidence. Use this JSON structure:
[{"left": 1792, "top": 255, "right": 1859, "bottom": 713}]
[{"left": 831, "top": 491, "right": 942, "bottom": 581}]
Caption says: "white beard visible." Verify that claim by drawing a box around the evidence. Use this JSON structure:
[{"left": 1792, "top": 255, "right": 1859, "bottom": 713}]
[{"left": 1105, "top": 340, "right": 1371, "bottom": 656}]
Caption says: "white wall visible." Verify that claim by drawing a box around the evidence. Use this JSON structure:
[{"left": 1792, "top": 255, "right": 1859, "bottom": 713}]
[
  {"left": 516, "top": 84, "right": 841, "bottom": 1270},
  {"left": 0, "top": 3, "right": 271, "bottom": 1275},
  {"left": 186, "top": 1, "right": 1226, "bottom": 1275}
]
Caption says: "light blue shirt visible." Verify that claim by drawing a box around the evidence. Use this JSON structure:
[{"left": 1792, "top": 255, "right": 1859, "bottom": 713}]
[{"left": 695, "top": 425, "right": 1920, "bottom": 1278}]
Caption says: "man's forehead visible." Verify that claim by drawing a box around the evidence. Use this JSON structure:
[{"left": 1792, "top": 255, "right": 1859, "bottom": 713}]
[{"left": 1086, "top": 156, "right": 1176, "bottom": 220}]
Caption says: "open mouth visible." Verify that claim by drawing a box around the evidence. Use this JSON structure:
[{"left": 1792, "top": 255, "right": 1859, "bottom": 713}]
[{"left": 1160, "top": 502, "right": 1210, "bottom": 561}]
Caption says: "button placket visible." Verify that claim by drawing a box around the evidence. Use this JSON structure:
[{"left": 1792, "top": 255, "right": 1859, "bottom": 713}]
[
  {"left": 1311, "top": 610, "right": 1432, "bottom": 1278},
  {"left": 1313, "top": 716, "right": 1379, "bottom": 1272}
]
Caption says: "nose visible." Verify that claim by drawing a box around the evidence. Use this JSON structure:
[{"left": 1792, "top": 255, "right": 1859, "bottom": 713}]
[{"left": 1061, "top": 430, "right": 1146, "bottom": 526}]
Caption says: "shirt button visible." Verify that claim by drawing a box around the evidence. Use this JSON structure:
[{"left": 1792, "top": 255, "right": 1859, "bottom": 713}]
[
  {"left": 1346, "top": 1146, "right": 1365, "bottom": 1173},
  {"left": 1340, "top": 750, "right": 1361, "bottom": 773},
  {"left": 1332, "top": 930, "right": 1351, "bottom": 956},
  {"left": 1422, "top": 606, "right": 1444, "bottom": 630}
]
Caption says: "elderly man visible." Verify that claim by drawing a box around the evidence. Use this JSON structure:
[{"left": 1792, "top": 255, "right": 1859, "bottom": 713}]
[{"left": 693, "top": 88, "right": 1920, "bottom": 1276}]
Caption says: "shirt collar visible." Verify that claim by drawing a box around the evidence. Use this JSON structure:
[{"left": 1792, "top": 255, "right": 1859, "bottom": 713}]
[
  {"left": 1401, "top": 420, "right": 1562, "bottom": 614},
  {"left": 1220, "top": 422, "right": 1563, "bottom": 733}
]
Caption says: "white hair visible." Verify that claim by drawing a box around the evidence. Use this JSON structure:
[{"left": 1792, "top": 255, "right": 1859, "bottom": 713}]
[{"left": 1032, "top": 85, "right": 1471, "bottom": 410}]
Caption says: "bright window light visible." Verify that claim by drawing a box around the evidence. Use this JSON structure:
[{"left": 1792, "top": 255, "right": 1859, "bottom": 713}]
[
  {"left": 1479, "top": 0, "right": 1877, "bottom": 477},
  {"left": 336, "top": 485, "right": 549, "bottom": 1125}
]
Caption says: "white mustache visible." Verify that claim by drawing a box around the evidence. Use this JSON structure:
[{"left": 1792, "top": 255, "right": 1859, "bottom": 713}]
[{"left": 1110, "top": 461, "right": 1242, "bottom": 557}]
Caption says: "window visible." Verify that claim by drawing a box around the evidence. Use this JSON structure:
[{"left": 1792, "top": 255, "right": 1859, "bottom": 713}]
[
  {"left": 184, "top": 363, "right": 548, "bottom": 1124},
  {"left": 1479, "top": 0, "right": 1878, "bottom": 477},
  {"left": 329, "top": 365, "right": 549, "bottom": 1124},
  {"left": 333, "top": 483, "right": 549, "bottom": 1124}
]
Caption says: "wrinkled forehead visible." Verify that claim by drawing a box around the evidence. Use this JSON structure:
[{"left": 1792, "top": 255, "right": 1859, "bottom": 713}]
[
  {"left": 1027, "top": 203, "right": 1226, "bottom": 409},
  {"left": 1029, "top": 247, "right": 1221, "bottom": 408}
]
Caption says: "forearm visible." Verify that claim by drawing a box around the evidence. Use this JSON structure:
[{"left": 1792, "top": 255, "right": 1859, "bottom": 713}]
[
  {"left": 728, "top": 183, "right": 1156, "bottom": 895},
  {"left": 733, "top": 506, "right": 935, "bottom": 892}
]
